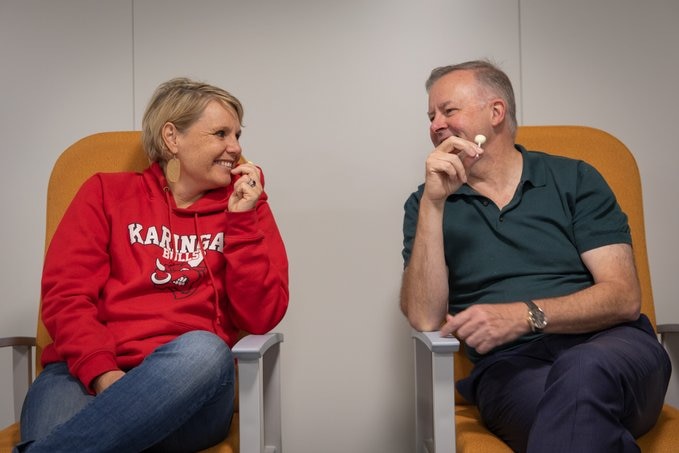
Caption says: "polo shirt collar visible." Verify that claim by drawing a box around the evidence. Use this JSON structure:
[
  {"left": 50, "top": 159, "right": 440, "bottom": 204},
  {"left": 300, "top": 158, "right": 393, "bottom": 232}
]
[
  {"left": 455, "top": 144, "right": 546, "bottom": 196},
  {"left": 517, "top": 144, "right": 547, "bottom": 189}
]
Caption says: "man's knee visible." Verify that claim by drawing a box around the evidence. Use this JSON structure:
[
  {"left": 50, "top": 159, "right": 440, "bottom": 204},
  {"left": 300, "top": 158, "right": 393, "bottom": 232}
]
[
  {"left": 550, "top": 345, "right": 615, "bottom": 393},
  {"left": 551, "top": 328, "right": 669, "bottom": 388},
  {"left": 547, "top": 331, "right": 670, "bottom": 420}
]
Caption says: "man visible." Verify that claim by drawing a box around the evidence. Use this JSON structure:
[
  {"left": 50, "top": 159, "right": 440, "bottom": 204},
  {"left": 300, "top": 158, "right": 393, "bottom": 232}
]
[{"left": 400, "top": 60, "right": 671, "bottom": 452}]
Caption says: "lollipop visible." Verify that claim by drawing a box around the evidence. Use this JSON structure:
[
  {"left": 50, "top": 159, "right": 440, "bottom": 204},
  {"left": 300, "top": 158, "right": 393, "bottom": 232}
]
[{"left": 474, "top": 134, "right": 487, "bottom": 147}]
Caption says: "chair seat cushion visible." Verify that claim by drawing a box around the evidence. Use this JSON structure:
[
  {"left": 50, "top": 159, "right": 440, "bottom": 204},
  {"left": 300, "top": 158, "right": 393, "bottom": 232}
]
[
  {"left": 0, "top": 423, "right": 19, "bottom": 453},
  {"left": 456, "top": 405, "right": 512, "bottom": 452},
  {"left": 0, "top": 414, "right": 240, "bottom": 453},
  {"left": 456, "top": 403, "right": 679, "bottom": 453},
  {"left": 638, "top": 404, "right": 679, "bottom": 452}
]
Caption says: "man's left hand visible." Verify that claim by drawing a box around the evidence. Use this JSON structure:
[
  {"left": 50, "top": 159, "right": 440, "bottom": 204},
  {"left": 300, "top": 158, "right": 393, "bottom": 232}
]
[{"left": 440, "top": 302, "right": 530, "bottom": 354}]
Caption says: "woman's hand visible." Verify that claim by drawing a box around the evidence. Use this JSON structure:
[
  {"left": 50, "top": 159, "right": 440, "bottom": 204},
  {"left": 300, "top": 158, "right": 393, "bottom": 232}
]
[
  {"left": 92, "top": 369, "right": 126, "bottom": 395},
  {"left": 229, "top": 162, "right": 263, "bottom": 212}
]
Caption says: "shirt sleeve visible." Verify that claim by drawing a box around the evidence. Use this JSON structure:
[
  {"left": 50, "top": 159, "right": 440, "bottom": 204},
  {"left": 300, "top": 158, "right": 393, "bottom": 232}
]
[
  {"left": 572, "top": 161, "right": 631, "bottom": 253},
  {"left": 222, "top": 173, "right": 289, "bottom": 334}
]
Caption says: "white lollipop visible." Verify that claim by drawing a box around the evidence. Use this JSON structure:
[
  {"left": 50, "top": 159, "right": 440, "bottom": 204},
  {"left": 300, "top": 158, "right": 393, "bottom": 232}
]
[{"left": 474, "top": 134, "right": 487, "bottom": 147}]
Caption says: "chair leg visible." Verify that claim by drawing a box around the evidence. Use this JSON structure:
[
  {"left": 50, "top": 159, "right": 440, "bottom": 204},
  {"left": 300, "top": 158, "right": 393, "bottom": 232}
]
[
  {"left": 262, "top": 343, "right": 282, "bottom": 453},
  {"left": 13, "top": 343, "right": 33, "bottom": 421},
  {"left": 659, "top": 325, "right": 679, "bottom": 408},
  {"left": 414, "top": 338, "right": 435, "bottom": 452},
  {"left": 234, "top": 333, "right": 283, "bottom": 453},
  {"left": 0, "top": 337, "right": 36, "bottom": 422},
  {"left": 412, "top": 330, "right": 458, "bottom": 453}
]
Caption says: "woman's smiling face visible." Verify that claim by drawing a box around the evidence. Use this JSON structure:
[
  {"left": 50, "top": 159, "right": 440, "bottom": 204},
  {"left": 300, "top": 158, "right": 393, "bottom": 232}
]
[{"left": 165, "top": 100, "right": 243, "bottom": 204}]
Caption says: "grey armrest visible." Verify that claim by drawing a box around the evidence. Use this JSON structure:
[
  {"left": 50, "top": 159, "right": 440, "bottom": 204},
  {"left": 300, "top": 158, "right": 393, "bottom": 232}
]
[
  {"left": 657, "top": 324, "right": 679, "bottom": 408},
  {"left": 233, "top": 332, "right": 284, "bottom": 360},
  {"left": 412, "top": 329, "right": 460, "bottom": 453},
  {"left": 657, "top": 323, "right": 679, "bottom": 334},
  {"left": 0, "top": 336, "right": 37, "bottom": 422},
  {"left": 233, "top": 333, "right": 284, "bottom": 453},
  {"left": 412, "top": 330, "right": 460, "bottom": 354}
]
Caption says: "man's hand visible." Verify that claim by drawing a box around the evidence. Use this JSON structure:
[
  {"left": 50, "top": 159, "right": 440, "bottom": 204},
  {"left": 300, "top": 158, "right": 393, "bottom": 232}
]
[
  {"left": 424, "top": 136, "right": 484, "bottom": 202},
  {"left": 440, "top": 302, "right": 529, "bottom": 354}
]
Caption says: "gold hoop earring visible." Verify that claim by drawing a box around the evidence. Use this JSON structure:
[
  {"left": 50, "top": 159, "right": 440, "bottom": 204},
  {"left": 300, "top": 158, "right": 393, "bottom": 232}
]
[{"left": 166, "top": 155, "right": 181, "bottom": 183}]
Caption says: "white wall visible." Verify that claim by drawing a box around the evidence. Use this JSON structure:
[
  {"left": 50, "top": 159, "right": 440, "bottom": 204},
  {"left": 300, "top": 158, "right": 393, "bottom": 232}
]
[
  {"left": 519, "top": 0, "right": 679, "bottom": 323},
  {"left": 1, "top": 1, "right": 677, "bottom": 451}
]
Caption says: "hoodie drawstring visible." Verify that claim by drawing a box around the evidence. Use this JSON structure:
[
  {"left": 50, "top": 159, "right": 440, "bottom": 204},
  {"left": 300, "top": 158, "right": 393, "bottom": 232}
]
[{"left": 163, "top": 186, "right": 223, "bottom": 328}]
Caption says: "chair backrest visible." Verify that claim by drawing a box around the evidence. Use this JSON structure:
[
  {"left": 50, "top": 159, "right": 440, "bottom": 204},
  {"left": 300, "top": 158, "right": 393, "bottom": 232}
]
[
  {"left": 36, "top": 132, "right": 149, "bottom": 367},
  {"left": 454, "top": 125, "right": 656, "bottom": 400},
  {"left": 36, "top": 131, "right": 246, "bottom": 370}
]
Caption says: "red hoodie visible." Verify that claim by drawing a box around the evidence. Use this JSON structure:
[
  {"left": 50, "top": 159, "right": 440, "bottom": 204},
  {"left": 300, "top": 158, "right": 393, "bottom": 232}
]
[{"left": 40, "top": 163, "right": 289, "bottom": 391}]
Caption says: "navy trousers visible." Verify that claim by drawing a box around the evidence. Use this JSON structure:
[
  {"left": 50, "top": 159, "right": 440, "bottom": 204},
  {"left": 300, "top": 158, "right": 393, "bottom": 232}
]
[{"left": 457, "top": 315, "right": 671, "bottom": 453}]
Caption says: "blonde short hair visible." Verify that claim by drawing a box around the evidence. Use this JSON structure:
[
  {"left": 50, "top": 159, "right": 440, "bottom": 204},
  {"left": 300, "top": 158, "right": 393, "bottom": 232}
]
[{"left": 141, "top": 77, "right": 244, "bottom": 162}]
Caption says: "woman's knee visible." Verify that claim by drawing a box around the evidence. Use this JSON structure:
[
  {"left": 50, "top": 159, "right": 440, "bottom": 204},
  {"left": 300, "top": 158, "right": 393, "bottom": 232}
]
[
  {"left": 169, "top": 331, "right": 234, "bottom": 383},
  {"left": 175, "top": 330, "right": 231, "bottom": 358},
  {"left": 20, "top": 363, "right": 92, "bottom": 441}
]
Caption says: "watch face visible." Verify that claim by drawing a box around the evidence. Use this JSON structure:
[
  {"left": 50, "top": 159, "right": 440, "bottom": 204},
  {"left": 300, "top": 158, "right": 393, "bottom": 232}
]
[
  {"left": 525, "top": 301, "right": 547, "bottom": 331},
  {"left": 533, "top": 313, "right": 547, "bottom": 329}
]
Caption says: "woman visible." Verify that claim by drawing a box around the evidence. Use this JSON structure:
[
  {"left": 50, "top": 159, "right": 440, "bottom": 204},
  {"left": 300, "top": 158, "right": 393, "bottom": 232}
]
[{"left": 16, "top": 78, "right": 289, "bottom": 452}]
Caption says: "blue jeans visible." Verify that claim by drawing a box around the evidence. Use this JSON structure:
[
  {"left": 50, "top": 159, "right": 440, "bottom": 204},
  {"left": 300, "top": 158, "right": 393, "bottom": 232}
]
[
  {"left": 457, "top": 315, "right": 671, "bottom": 453},
  {"left": 17, "top": 330, "right": 235, "bottom": 453}
]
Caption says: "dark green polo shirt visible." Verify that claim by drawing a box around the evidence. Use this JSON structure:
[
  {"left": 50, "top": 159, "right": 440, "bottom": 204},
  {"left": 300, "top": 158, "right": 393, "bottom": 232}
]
[{"left": 402, "top": 145, "right": 631, "bottom": 362}]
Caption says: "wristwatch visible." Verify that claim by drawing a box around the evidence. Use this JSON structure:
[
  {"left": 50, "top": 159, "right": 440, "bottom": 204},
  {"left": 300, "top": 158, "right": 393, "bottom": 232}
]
[{"left": 523, "top": 300, "right": 547, "bottom": 333}]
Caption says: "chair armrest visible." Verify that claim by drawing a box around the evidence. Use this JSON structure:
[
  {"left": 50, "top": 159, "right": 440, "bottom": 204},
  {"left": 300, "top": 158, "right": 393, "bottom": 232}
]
[
  {"left": 657, "top": 323, "right": 679, "bottom": 334},
  {"left": 233, "top": 333, "right": 283, "bottom": 453},
  {"left": 657, "top": 324, "right": 679, "bottom": 408},
  {"left": 233, "top": 332, "right": 284, "bottom": 360},
  {"left": 411, "top": 330, "right": 460, "bottom": 354},
  {"left": 0, "top": 336, "right": 36, "bottom": 348},
  {"left": 412, "top": 329, "right": 459, "bottom": 453},
  {"left": 0, "top": 336, "right": 37, "bottom": 422}
]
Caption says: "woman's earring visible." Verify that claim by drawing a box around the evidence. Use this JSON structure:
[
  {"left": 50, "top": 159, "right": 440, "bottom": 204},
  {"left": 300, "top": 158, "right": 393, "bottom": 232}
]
[{"left": 166, "top": 155, "right": 181, "bottom": 183}]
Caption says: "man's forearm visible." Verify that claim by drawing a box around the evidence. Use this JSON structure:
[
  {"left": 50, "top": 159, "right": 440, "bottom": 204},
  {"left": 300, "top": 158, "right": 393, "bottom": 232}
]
[
  {"left": 400, "top": 200, "right": 450, "bottom": 331},
  {"left": 536, "top": 244, "right": 642, "bottom": 334}
]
